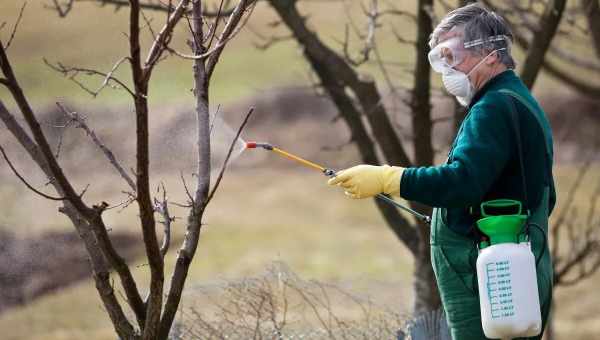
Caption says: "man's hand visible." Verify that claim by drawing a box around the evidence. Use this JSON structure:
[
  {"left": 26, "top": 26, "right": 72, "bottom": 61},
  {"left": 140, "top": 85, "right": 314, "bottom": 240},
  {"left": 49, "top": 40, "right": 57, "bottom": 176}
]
[{"left": 327, "top": 165, "right": 404, "bottom": 199}]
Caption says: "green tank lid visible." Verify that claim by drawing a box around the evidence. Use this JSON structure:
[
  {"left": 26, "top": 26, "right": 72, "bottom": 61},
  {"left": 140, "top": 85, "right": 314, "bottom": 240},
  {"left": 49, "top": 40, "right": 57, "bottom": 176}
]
[{"left": 476, "top": 199, "right": 527, "bottom": 246}]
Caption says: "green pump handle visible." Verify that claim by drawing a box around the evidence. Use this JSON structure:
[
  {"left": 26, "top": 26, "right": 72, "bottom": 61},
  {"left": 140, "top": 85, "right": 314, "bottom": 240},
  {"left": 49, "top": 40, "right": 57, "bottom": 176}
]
[
  {"left": 480, "top": 199, "right": 523, "bottom": 217},
  {"left": 477, "top": 199, "right": 529, "bottom": 248}
]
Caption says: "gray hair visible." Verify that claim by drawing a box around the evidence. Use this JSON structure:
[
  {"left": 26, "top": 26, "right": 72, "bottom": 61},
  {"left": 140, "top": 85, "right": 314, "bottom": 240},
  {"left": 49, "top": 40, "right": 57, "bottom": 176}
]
[{"left": 429, "top": 3, "right": 516, "bottom": 69}]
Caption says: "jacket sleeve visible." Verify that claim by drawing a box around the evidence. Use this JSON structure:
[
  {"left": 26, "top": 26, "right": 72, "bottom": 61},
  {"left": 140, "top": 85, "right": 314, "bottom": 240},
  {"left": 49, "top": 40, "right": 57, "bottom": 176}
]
[{"left": 400, "top": 93, "right": 512, "bottom": 208}]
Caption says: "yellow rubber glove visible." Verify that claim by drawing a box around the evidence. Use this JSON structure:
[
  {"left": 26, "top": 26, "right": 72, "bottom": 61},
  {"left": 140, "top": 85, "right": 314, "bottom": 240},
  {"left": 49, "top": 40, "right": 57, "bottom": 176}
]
[{"left": 327, "top": 165, "right": 404, "bottom": 199}]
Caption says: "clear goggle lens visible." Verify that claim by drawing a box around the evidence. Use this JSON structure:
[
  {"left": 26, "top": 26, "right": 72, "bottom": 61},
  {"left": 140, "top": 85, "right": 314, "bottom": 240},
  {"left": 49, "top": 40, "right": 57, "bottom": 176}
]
[{"left": 428, "top": 37, "right": 467, "bottom": 73}]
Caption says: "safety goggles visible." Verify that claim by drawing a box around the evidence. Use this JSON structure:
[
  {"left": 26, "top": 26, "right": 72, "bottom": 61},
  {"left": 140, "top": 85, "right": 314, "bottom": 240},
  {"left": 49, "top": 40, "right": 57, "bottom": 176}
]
[
  {"left": 428, "top": 35, "right": 509, "bottom": 73},
  {"left": 428, "top": 37, "right": 469, "bottom": 73}
]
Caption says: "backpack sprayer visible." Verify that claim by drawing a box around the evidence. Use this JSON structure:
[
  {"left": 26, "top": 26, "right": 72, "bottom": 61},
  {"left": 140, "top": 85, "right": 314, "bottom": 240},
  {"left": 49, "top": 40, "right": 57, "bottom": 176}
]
[{"left": 245, "top": 142, "right": 431, "bottom": 224}]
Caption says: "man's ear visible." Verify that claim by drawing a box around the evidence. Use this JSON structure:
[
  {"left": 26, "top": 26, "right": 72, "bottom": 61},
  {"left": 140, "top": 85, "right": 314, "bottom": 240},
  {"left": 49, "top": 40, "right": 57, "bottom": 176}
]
[{"left": 485, "top": 51, "right": 499, "bottom": 65}]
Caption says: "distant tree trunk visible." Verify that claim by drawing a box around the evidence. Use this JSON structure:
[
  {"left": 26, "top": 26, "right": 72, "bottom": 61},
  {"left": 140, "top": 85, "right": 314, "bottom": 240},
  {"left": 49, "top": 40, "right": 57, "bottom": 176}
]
[
  {"left": 267, "top": 0, "right": 440, "bottom": 315},
  {"left": 516, "top": 0, "right": 567, "bottom": 89},
  {"left": 411, "top": 0, "right": 440, "bottom": 315}
]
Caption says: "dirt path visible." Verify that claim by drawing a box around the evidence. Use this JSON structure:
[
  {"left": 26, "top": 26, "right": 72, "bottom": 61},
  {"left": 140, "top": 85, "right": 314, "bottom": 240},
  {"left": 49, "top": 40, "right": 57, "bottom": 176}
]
[{"left": 0, "top": 229, "right": 139, "bottom": 314}]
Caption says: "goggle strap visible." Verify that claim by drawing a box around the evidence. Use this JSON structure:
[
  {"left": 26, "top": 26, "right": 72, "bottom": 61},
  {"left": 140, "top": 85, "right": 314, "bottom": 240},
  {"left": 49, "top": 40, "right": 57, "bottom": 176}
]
[{"left": 463, "top": 35, "right": 509, "bottom": 48}]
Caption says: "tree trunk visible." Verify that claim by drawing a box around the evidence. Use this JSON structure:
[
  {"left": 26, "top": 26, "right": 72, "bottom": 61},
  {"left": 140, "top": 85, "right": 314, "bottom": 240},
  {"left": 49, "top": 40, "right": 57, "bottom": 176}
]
[
  {"left": 413, "top": 231, "right": 441, "bottom": 314},
  {"left": 519, "top": 0, "right": 567, "bottom": 89},
  {"left": 410, "top": 0, "right": 440, "bottom": 315},
  {"left": 268, "top": 0, "right": 440, "bottom": 315}
]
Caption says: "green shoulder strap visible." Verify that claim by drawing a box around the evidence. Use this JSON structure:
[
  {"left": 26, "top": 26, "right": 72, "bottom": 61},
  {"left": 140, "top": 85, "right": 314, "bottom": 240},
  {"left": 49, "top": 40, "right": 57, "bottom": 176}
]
[
  {"left": 498, "top": 89, "right": 552, "bottom": 159},
  {"left": 498, "top": 88, "right": 553, "bottom": 215}
]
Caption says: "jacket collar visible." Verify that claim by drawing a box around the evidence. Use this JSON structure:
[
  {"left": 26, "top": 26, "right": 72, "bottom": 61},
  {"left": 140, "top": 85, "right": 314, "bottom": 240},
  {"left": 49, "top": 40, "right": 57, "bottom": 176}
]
[{"left": 469, "top": 69, "right": 517, "bottom": 109}]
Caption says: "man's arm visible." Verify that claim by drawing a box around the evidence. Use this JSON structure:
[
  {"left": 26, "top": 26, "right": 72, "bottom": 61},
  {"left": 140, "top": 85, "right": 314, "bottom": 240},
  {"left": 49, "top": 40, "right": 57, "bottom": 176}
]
[{"left": 400, "top": 92, "right": 513, "bottom": 208}]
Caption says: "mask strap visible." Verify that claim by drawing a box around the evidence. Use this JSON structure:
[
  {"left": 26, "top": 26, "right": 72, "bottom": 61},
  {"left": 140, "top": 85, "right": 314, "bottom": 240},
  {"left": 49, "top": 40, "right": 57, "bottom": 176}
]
[{"left": 466, "top": 48, "right": 507, "bottom": 76}]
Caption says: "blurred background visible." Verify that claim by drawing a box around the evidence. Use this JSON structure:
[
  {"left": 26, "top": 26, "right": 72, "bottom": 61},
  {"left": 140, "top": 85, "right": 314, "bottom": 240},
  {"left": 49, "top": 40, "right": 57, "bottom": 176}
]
[{"left": 0, "top": 1, "right": 599, "bottom": 339}]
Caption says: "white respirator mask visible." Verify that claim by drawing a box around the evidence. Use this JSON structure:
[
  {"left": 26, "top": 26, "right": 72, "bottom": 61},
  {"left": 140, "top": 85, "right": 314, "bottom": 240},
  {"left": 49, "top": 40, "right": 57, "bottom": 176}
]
[{"left": 429, "top": 35, "right": 509, "bottom": 106}]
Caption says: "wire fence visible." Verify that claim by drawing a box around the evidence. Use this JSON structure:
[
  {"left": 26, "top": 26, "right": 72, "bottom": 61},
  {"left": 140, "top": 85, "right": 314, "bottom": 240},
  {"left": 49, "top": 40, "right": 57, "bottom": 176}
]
[{"left": 165, "top": 262, "right": 450, "bottom": 340}]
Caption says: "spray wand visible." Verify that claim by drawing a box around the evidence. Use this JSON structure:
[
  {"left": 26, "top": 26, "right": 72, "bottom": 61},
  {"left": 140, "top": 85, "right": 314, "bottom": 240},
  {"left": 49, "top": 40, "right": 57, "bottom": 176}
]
[{"left": 246, "top": 142, "right": 431, "bottom": 224}]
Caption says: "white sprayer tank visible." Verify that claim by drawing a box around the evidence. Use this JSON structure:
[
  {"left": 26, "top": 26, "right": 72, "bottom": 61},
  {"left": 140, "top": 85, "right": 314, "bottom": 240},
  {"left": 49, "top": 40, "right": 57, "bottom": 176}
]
[{"left": 477, "top": 242, "right": 542, "bottom": 339}]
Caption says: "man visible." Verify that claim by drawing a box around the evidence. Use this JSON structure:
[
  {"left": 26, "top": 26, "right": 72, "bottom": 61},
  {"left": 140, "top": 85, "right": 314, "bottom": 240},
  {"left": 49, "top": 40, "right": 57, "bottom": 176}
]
[{"left": 328, "top": 4, "right": 555, "bottom": 340}]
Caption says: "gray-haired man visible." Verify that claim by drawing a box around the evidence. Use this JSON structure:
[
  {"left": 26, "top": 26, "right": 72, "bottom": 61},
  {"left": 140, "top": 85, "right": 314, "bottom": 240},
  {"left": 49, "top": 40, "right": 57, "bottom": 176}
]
[{"left": 329, "top": 4, "right": 555, "bottom": 339}]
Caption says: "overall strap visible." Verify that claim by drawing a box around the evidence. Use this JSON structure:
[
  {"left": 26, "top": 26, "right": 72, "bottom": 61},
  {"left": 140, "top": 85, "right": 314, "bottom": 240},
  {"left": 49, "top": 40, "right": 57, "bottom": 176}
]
[
  {"left": 499, "top": 88, "right": 552, "bottom": 214},
  {"left": 498, "top": 89, "right": 553, "bottom": 169},
  {"left": 502, "top": 92, "right": 529, "bottom": 211}
]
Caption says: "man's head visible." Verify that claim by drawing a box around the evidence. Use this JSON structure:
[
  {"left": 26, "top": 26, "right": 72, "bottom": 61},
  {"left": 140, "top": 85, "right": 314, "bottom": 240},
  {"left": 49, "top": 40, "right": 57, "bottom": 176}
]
[{"left": 428, "top": 3, "right": 515, "bottom": 104}]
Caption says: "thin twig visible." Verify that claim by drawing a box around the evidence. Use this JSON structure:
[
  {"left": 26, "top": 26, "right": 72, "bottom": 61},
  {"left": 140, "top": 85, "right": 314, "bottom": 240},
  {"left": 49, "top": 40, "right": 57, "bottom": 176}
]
[
  {"left": 142, "top": 0, "right": 188, "bottom": 74},
  {"left": 46, "top": 0, "right": 74, "bottom": 17},
  {"left": 206, "top": 0, "right": 227, "bottom": 48},
  {"left": 55, "top": 102, "right": 137, "bottom": 191},
  {"left": 246, "top": 24, "right": 292, "bottom": 50},
  {"left": 0, "top": 144, "right": 66, "bottom": 201},
  {"left": 164, "top": 16, "right": 248, "bottom": 62},
  {"left": 44, "top": 58, "right": 135, "bottom": 97},
  {"left": 5, "top": 2, "right": 27, "bottom": 50},
  {"left": 180, "top": 170, "right": 194, "bottom": 206},
  {"left": 209, "top": 104, "right": 221, "bottom": 136},
  {"left": 76, "top": 0, "right": 240, "bottom": 17},
  {"left": 141, "top": 9, "right": 158, "bottom": 40},
  {"left": 205, "top": 107, "right": 254, "bottom": 205}
]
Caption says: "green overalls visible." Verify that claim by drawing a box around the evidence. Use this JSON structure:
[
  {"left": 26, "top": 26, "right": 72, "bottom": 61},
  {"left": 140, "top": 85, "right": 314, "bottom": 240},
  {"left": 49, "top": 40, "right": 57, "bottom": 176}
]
[{"left": 400, "top": 70, "right": 555, "bottom": 340}]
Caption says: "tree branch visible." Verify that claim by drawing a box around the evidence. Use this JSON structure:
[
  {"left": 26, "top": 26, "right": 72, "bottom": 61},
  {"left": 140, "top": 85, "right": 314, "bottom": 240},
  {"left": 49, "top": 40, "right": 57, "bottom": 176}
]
[
  {"left": 206, "top": 107, "right": 254, "bottom": 205},
  {"left": 127, "top": 1, "right": 164, "bottom": 338},
  {"left": 266, "top": 0, "right": 419, "bottom": 254},
  {"left": 519, "top": 0, "right": 567, "bottom": 88},
  {"left": 143, "top": 0, "right": 189, "bottom": 79},
  {"left": 0, "top": 40, "right": 91, "bottom": 217},
  {"left": 552, "top": 151, "right": 600, "bottom": 287},
  {"left": 0, "top": 144, "right": 66, "bottom": 201},
  {"left": 482, "top": 0, "right": 567, "bottom": 89},
  {"left": 44, "top": 57, "right": 136, "bottom": 97},
  {"left": 74, "top": 0, "right": 241, "bottom": 17},
  {"left": 484, "top": 0, "right": 600, "bottom": 96},
  {"left": 55, "top": 102, "right": 137, "bottom": 192},
  {"left": 206, "top": 0, "right": 255, "bottom": 80},
  {"left": 268, "top": 0, "right": 412, "bottom": 168},
  {"left": 0, "top": 100, "right": 140, "bottom": 338},
  {"left": 46, "top": 0, "right": 74, "bottom": 17},
  {"left": 4, "top": 2, "right": 27, "bottom": 50}
]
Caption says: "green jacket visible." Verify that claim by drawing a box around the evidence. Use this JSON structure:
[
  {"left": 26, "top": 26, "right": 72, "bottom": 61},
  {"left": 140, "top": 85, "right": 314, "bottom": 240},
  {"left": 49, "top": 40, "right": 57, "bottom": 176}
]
[{"left": 400, "top": 70, "right": 556, "bottom": 235}]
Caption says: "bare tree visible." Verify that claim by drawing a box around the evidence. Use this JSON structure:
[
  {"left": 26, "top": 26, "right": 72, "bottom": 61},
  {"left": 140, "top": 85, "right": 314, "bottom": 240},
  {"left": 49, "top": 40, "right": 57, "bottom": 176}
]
[
  {"left": 260, "top": 0, "right": 438, "bottom": 315},
  {"left": 482, "top": 0, "right": 600, "bottom": 95},
  {"left": 0, "top": 1, "right": 255, "bottom": 339}
]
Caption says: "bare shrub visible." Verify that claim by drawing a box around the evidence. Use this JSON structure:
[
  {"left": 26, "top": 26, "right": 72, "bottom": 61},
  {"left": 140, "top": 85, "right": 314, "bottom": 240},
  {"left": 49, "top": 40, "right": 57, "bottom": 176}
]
[{"left": 167, "top": 262, "right": 408, "bottom": 340}]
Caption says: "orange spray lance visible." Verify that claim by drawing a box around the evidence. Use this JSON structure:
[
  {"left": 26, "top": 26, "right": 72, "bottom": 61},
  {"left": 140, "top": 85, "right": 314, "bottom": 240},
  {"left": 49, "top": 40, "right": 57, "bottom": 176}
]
[{"left": 245, "top": 141, "right": 431, "bottom": 224}]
